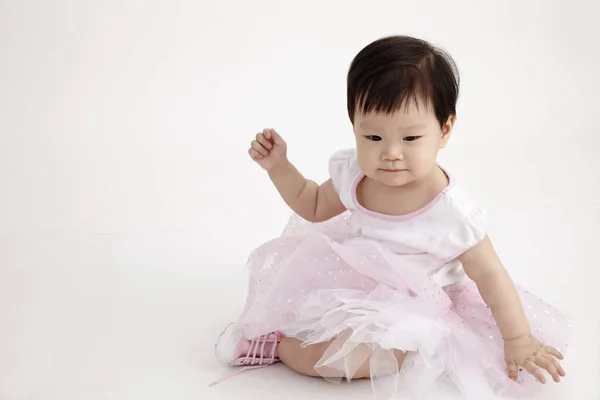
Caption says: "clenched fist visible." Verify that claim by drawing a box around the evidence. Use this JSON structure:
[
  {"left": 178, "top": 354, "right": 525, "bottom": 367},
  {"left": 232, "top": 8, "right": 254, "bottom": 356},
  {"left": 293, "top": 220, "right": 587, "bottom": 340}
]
[{"left": 248, "top": 128, "right": 289, "bottom": 171}]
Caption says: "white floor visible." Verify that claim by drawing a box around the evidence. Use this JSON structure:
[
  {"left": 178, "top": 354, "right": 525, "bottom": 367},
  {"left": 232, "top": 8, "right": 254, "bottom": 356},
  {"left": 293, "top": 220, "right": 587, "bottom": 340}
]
[{"left": 1, "top": 205, "right": 599, "bottom": 400}]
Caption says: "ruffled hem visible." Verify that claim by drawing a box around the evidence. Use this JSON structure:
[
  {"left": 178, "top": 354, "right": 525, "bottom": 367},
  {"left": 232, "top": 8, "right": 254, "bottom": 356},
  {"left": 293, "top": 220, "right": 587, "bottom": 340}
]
[{"left": 280, "top": 284, "right": 549, "bottom": 399}]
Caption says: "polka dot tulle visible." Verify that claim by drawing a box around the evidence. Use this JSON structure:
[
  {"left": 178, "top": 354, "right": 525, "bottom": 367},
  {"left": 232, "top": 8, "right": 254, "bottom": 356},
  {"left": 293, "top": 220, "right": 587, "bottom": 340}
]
[{"left": 233, "top": 213, "right": 572, "bottom": 399}]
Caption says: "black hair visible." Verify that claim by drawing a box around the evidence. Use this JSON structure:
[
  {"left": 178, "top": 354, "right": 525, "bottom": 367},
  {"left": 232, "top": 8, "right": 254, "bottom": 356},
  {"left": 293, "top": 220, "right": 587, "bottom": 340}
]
[{"left": 347, "top": 35, "right": 460, "bottom": 128}]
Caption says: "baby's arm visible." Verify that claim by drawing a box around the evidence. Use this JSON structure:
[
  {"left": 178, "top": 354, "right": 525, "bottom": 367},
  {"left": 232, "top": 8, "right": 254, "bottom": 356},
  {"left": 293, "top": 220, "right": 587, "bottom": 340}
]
[
  {"left": 459, "top": 236, "right": 565, "bottom": 383},
  {"left": 268, "top": 163, "right": 346, "bottom": 223},
  {"left": 249, "top": 128, "right": 346, "bottom": 223},
  {"left": 459, "top": 236, "right": 529, "bottom": 339}
]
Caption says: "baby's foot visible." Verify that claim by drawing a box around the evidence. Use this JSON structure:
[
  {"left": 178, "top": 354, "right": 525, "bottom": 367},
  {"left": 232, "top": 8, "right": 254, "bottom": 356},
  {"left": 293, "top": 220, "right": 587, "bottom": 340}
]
[{"left": 215, "top": 323, "right": 282, "bottom": 367}]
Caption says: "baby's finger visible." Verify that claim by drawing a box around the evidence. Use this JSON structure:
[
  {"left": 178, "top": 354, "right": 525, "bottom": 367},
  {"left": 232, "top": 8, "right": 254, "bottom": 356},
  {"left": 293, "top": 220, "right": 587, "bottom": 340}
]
[
  {"left": 248, "top": 148, "right": 264, "bottom": 160},
  {"left": 536, "top": 356, "right": 560, "bottom": 383},
  {"left": 524, "top": 360, "right": 546, "bottom": 384},
  {"left": 544, "top": 353, "right": 566, "bottom": 377},
  {"left": 543, "top": 345, "right": 564, "bottom": 361},
  {"left": 268, "top": 128, "right": 285, "bottom": 145},
  {"left": 256, "top": 132, "right": 273, "bottom": 150},
  {"left": 251, "top": 140, "right": 269, "bottom": 157},
  {"left": 506, "top": 361, "right": 519, "bottom": 381}
]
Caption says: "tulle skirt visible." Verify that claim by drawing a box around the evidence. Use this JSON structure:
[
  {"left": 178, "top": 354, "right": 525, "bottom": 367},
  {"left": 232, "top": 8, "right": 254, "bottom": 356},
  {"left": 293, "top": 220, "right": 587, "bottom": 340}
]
[{"left": 232, "top": 213, "right": 572, "bottom": 399}]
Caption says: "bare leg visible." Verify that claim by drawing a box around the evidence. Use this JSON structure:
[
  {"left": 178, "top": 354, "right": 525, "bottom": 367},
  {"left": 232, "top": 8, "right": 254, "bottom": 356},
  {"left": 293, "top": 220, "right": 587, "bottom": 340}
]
[{"left": 278, "top": 336, "right": 406, "bottom": 379}]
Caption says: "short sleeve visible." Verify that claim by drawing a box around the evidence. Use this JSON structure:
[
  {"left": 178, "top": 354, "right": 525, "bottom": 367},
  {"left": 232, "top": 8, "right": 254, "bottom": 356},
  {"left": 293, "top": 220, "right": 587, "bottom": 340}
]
[
  {"left": 432, "top": 207, "right": 487, "bottom": 262},
  {"left": 328, "top": 149, "right": 354, "bottom": 194}
]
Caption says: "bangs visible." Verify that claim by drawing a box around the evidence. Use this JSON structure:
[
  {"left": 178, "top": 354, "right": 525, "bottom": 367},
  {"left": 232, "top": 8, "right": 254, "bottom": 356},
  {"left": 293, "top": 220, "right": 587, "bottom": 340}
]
[{"left": 353, "top": 66, "right": 434, "bottom": 117}]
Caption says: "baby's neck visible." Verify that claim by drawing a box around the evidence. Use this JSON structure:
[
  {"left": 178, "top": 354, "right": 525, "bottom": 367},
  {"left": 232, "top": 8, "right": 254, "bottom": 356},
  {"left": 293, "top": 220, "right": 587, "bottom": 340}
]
[{"left": 359, "top": 166, "right": 448, "bottom": 216}]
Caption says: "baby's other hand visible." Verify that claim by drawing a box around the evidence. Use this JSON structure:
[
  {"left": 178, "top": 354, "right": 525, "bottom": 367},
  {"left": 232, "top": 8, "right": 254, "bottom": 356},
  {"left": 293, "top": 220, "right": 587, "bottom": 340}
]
[
  {"left": 248, "top": 128, "right": 288, "bottom": 171},
  {"left": 504, "top": 334, "right": 566, "bottom": 384}
]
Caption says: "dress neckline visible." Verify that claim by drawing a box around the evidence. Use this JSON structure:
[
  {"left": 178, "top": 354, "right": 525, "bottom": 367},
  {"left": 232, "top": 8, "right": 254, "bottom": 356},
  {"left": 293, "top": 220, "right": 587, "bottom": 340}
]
[{"left": 350, "top": 165, "right": 454, "bottom": 222}]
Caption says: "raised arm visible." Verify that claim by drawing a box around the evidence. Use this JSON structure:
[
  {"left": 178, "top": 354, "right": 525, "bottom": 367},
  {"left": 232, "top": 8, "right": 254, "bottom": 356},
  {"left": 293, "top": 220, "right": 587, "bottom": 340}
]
[{"left": 249, "top": 128, "right": 346, "bottom": 223}]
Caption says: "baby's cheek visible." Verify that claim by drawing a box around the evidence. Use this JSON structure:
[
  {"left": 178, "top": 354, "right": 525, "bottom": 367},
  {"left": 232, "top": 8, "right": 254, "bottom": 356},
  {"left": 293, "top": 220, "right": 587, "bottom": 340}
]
[{"left": 356, "top": 153, "right": 376, "bottom": 172}]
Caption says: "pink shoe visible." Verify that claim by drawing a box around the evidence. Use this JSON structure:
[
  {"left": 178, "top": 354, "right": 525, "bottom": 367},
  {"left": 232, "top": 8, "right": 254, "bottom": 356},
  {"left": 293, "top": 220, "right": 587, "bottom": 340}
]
[{"left": 211, "top": 323, "right": 283, "bottom": 386}]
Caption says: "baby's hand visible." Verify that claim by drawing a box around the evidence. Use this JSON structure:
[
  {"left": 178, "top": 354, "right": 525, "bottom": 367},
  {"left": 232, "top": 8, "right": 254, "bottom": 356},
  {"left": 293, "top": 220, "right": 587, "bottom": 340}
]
[
  {"left": 248, "top": 128, "right": 288, "bottom": 171},
  {"left": 504, "top": 334, "right": 565, "bottom": 384}
]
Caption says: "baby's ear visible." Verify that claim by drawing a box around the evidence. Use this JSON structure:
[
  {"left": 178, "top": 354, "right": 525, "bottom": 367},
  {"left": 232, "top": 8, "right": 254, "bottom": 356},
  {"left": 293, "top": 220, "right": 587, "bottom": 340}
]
[
  {"left": 443, "top": 115, "right": 456, "bottom": 135},
  {"left": 439, "top": 115, "right": 455, "bottom": 148}
]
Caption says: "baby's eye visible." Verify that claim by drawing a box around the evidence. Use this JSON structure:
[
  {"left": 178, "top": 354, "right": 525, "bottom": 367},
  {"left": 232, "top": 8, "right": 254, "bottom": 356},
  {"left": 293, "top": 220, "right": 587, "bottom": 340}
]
[
  {"left": 404, "top": 136, "right": 421, "bottom": 142},
  {"left": 366, "top": 135, "right": 383, "bottom": 141}
]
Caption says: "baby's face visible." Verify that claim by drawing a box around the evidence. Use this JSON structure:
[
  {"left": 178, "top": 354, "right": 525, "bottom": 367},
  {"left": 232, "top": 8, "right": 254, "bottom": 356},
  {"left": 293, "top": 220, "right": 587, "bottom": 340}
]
[{"left": 352, "top": 100, "right": 454, "bottom": 187}]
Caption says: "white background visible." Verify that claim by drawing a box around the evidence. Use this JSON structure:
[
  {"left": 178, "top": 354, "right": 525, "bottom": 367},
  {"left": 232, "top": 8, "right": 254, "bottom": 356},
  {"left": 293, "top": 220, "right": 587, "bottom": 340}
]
[{"left": 1, "top": 0, "right": 599, "bottom": 399}]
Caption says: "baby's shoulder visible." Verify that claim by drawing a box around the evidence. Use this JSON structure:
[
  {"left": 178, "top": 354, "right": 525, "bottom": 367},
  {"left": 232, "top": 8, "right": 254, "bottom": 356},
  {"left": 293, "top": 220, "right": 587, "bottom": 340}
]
[
  {"left": 328, "top": 148, "right": 360, "bottom": 192},
  {"left": 438, "top": 179, "right": 482, "bottom": 220},
  {"left": 428, "top": 182, "right": 487, "bottom": 260},
  {"left": 329, "top": 148, "right": 356, "bottom": 168},
  {"left": 416, "top": 174, "right": 487, "bottom": 260}
]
